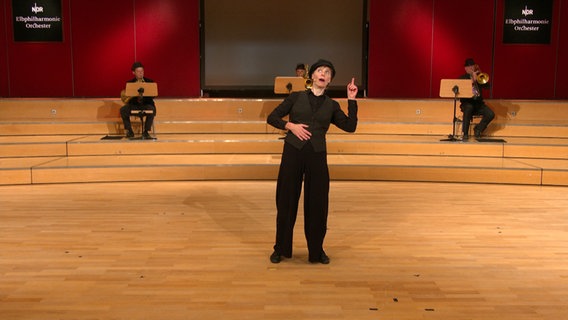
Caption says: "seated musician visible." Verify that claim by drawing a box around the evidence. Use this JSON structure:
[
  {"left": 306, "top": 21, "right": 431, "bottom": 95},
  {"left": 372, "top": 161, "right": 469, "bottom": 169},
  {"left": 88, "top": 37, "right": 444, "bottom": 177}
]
[
  {"left": 120, "top": 62, "right": 157, "bottom": 139},
  {"left": 459, "top": 58, "right": 495, "bottom": 140},
  {"left": 295, "top": 63, "right": 307, "bottom": 78}
]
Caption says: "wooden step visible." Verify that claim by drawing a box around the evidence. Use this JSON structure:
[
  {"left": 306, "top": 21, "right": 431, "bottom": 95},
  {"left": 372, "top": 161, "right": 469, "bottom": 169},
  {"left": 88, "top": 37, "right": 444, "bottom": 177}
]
[
  {"left": 4, "top": 119, "right": 568, "bottom": 138},
  {"left": 2, "top": 98, "right": 567, "bottom": 123},
  {"left": 0, "top": 157, "right": 61, "bottom": 185},
  {"left": 0, "top": 135, "right": 76, "bottom": 157},
  {"left": 2, "top": 98, "right": 568, "bottom": 186},
  {"left": 5, "top": 134, "right": 568, "bottom": 159},
  {"left": 4, "top": 153, "right": 566, "bottom": 186},
  {"left": 2, "top": 98, "right": 568, "bottom": 138}
]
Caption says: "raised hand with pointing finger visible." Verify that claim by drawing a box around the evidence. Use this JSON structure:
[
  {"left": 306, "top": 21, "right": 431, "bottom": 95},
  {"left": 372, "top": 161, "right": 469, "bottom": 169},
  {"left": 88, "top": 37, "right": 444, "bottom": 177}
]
[{"left": 347, "top": 77, "right": 358, "bottom": 99}]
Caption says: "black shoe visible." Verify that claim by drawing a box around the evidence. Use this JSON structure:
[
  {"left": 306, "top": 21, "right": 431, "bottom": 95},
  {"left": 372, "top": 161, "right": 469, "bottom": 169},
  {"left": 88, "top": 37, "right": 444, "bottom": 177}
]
[
  {"left": 474, "top": 125, "right": 482, "bottom": 138},
  {"left": 270, "top": 251, "right": 282, "bottom": 263},
  {"left": 142, "top": 131, "right": 152, "bottom": 139},
  {"left": 462, "top": 135, "right": 469, "bottom": 141},
  {"left": 125, "top": 130, "right": 134, "bottom": 138},
  {"left": 309, "top": 252, "right": 330, "bottom": 264}
]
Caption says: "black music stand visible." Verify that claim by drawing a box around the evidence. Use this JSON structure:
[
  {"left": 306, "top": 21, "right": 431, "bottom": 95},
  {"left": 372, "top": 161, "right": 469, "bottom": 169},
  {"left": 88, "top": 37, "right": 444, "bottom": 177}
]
[{"left": 439, "top": 79, "right": 473, "bottom": 141}]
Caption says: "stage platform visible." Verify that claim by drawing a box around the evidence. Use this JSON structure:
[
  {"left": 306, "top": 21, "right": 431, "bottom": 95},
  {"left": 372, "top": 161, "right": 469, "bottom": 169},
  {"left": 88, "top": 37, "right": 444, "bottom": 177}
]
[{"left": 1, "top": 98, "right": 568, "bottom": 185}]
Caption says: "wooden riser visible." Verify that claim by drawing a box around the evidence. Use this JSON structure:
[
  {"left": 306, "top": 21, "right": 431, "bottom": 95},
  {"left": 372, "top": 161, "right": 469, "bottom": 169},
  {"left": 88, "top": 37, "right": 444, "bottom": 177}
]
[
  {"left": 0, "top": 143, "right": 68, "bottom": 157},
  {"left": 2, "top": 98, "right": 568, "bottom": 186},
  {"left": 3, "top": 121, "right": 568, "bottom": 138},
  {"left": 25, "top": 165, "right": 544, "bottom": 185},
  {"left": 0, "top": 169, "right": 32, "bottom": 185},
  {"left": 30, "top": 166, "right": 279, "bottom": 184},
  {"left": 2, "top": 98, "right": 567, "bottom": 122},
  {"left": 2, "top": 154, "right": 567, "bottom": 186},
  {"left": 330, "top": 166, "right": 542, "bottom": 185},
  {"left": 0, "top": 157, "right": 60, "bottom": 185},
  {"left": 5, "top": 134, "right": 568, "bottom": 159},
  {"left": 2, "top": 98, "right": 568, "bottom": 138},
  {"left": 0, "top": 122, "right": 122, "bottom": 135}
]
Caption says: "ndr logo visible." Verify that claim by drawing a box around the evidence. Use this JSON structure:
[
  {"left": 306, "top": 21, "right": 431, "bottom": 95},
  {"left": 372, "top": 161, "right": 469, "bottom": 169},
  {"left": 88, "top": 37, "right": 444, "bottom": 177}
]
[
  {"left": 521, "top": 5, "right": 533, "bottom": 16},
  {"left": 31, "top": 2, "right": 44, "bottom": 14}
]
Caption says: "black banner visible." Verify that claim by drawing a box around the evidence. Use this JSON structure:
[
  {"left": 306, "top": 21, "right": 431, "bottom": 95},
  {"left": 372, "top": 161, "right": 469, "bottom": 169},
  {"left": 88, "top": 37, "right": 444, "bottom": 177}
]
[
  {"left": 503, "top": 0, "right": 553, "bottom": 44},
  {"left": 12, "top": 0, "right": 63, "bottom": 42}
]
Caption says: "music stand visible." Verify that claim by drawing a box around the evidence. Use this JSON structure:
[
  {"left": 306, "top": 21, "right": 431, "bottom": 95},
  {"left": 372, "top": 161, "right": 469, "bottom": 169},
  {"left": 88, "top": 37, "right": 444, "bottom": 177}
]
[
  {"left": 125, "top": 82, "right": 158, "bottom": 140},
  {"left": 439, "top": 79, "right": 473, "bottom": 141},
  {"left": 274, "top": 76, "right": 306, "bottom": 94},
  {"left": 125, "top": 82, "right": 158, "bottom": 97}
]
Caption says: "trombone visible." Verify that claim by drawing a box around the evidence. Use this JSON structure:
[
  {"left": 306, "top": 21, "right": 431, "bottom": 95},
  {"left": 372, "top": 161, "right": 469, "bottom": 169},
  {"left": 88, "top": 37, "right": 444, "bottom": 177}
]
[{"left": 474, "top": 65, "right": 489, "bottom": 84}]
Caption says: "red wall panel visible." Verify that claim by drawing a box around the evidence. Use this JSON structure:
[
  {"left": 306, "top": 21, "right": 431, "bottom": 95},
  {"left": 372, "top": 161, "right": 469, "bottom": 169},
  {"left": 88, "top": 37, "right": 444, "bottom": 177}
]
[
  {"left": 5, "top": 0, "right": 73, "bottom": 97},
  {"left": 492, "top": 0, "right": 561, "bottom": 99},
  {"left": 431, "top": 0, "right": 495, "bottom": 98},
  {"left": 368, "top": 0, "right": 434, "bottom": 98},
  {"left": 135, "top": 0, "right": 200, "bottom": 97},
  {"left": 1, "top": 0, "right": 567, "bottom": 99},
  {"left": 69, "top": 0, "right": 200, "bottom": 98},
  {"left": 70, "top": 0, "right": 136, "bottom": 97},
  {"left": 0, "top": 0, "right": 200, "bottom": 98},
  {"left": 0, "top": 0, "right": 9, "bottom": 96}
]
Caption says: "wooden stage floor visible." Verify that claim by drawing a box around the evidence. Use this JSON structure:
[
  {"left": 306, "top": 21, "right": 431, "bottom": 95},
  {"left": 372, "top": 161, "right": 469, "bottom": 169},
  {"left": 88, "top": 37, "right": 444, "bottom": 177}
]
[{"left": 1, "top": 180, "right": 567, "bottom": 320}]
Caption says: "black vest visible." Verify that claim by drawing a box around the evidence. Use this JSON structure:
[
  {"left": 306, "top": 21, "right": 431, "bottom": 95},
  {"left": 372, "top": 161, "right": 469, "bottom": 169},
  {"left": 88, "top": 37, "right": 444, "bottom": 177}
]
[{"left": 284, "top": 91, "right": 334, "bottom": 152}]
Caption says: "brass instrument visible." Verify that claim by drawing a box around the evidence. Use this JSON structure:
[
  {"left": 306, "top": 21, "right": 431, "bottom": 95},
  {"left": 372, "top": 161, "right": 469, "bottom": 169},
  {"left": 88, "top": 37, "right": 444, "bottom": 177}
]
[
  {"left": 474, "top": 64, "right": 489, "bottom": 85},
  {"left": 120, "top": 89, "right": 130, "bottom": 103},
  {"left": 303, "top": 64, "right": 312, "bottom": 89},
  {"left": 120, "top": 79, "right": 145, "bottom": 103}
]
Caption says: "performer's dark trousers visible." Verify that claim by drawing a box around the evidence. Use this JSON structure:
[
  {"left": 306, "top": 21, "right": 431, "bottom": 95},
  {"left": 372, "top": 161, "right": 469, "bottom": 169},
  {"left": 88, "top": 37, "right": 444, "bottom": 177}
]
[
  {"left": 120, "top": 103, "right": 156, "bottom": 132},
  {"left": 460, "top": 100, "right": 494, "bottom": 135},
  {"left": 273, "top": 141, "right": 329, "bottom": 261}
]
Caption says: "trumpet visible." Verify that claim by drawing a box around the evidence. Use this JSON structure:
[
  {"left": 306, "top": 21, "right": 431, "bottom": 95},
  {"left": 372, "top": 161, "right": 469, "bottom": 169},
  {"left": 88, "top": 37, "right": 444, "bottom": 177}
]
[{"left": 474, "top": 65, "right": 489, "bottom": 84}]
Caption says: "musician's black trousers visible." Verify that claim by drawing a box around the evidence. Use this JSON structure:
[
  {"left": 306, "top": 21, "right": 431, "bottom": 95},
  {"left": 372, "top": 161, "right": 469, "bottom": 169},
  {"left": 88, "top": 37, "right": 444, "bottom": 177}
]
[
  {"left": 460, "top": 101, "right": 494, "bottom": 136},
  {"left": 273, "top": 141, "right": 329, "bottom": 261},
  {"left": 120, "top": 103, "right": 156, "bottom": 132}
]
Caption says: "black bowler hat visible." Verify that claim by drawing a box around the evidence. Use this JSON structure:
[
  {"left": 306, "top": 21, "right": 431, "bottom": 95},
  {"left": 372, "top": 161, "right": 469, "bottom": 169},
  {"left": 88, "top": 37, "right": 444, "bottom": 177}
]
[
  {"left": 464, "top": 58, "right": 475, "bottom": 66},
  {"left": 309, "top": 59, "right": 336, "bottom": 79}
]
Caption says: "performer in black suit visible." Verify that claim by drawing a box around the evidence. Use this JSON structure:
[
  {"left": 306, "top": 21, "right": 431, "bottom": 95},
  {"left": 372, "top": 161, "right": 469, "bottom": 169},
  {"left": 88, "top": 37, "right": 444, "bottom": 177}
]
[
  {"left": 267, "top": 59, "right": 359, "bottom": 264},
  {"left": 120, "top": 62, "right": 157, "bottom": 139},
  {"left": 459, "top": 58, "right": 494, "bottom": 140}
]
